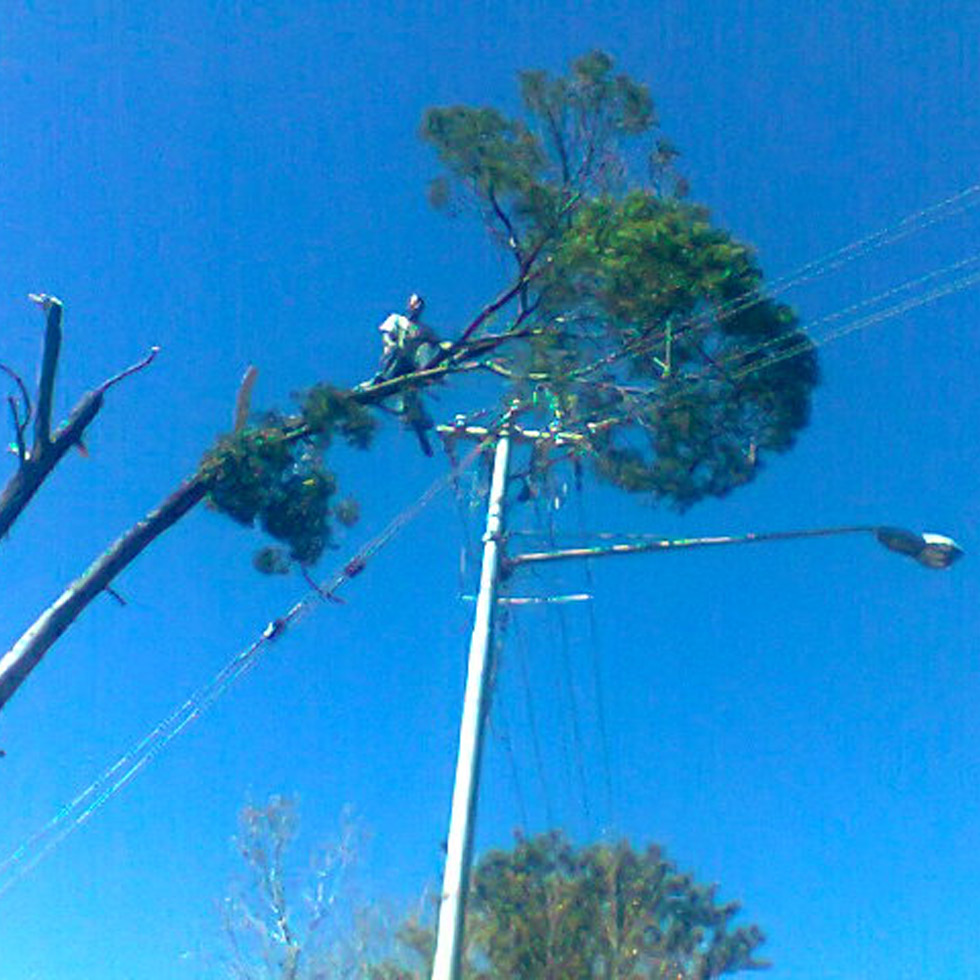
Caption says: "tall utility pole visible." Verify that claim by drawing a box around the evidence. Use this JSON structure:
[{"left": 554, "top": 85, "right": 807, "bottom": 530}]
[{"left": 431, "top": 428, "right": 511, "bottom": 980}]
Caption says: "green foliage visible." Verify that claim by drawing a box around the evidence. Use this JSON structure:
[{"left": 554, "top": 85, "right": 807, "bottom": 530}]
[
  {"left": 202, "top": 386, "right": 376, "bottom": 572},
  {"left": 252, "top": 546, "right": 291, "bottom": 575},
  {"left": 421, "top": 51, "right": 668, "bottom": 239},
  {"left": 422, "top": 105, "right": 545, "bottom": 204},
  {"left": 422, "top": 50, "right": 818, "bottom": 509},
  {"left": 334, "top": 496, "right": 361, "bottom": 528},
  {"left": 377, "top": 831, "right": 767, "bottom": 980},
  {"left": 204, "top": 50, "right": 821, "bottom": 571},
  {"left": 301, "top": 382, "right": 377, "bottom": 449}
]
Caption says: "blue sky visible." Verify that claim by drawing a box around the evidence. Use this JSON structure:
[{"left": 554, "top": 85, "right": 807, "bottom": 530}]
[{"left": 0, "top": 2, "right": 978, "bottom": 977}]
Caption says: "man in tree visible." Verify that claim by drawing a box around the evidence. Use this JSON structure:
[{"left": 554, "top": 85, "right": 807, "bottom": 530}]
[
  {"left": 375, "top": 293, "right": 439, "bottom": 381},
  {"left": 368, "top": 292, "right": 441, "bottom": 456}
]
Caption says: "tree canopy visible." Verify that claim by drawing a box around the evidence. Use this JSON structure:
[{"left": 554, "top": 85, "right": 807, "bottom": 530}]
[
  {"left": 205, "top": 49, "right": 818, "bottom": 571},
  {"left": 0, "top": 50, "right": 819, "bottom": 713},
  {"left": 377, "top": 830, "right": 767, "bottom": 980},
  {"left": 217, "top": 800, "right": 768, "bottom": 980},
  {"left": 420, "top": 50, "right": 817, "bottom": 508}
]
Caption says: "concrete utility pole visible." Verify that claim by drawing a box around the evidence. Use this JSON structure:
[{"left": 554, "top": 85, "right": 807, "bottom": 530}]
[{"left": 431, "top": 428, "right": 511, "bottom": 980}]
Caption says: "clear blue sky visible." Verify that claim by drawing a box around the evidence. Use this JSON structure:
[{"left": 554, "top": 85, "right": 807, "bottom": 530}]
[{"left": 1, "top": 2, "right": 978, "bottom": 977}]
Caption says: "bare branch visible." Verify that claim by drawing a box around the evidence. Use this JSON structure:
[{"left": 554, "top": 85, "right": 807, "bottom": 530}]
[
  {"left": 234, "top": 365, "right": 259, "bottom": 433},
  {"left": 0, "top": 362, "right": 33, "bottom": 427},
  {"left": 487, "top": 186, "right": 524, "bottom": 266},
  {"left": 0, "top": 389, "right": 104, "bottom": 540},
  {"left": 351, "top": 325, "right": 536, "bottom": 407},
  {"left": 455, "top": 190, "right": 581, "bottom": 346},
  {"left": 544, "top": 103, "right": 571, "bottom": 185},
  {"left": 476, "top": 360, "right": 520, "bottom": 380},
  {"left": 456, "top": 258, "right": 547, "bottom": 346},
  {"left": 0, "top": 331, "right": 161, "bottom": 542},
  {"left": 6, "top": 397, "right": 26, "bottom": 463},
  {"left": 96, "top": 345, "right": 161, "bottom": 395}
]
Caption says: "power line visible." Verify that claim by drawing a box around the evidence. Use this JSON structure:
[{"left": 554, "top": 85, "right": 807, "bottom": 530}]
[
  {"left": 486, "top": 610, "right": 530, "bottom": 833},
  {"left": 569, "top": 183, "right": 980, "bottom": 411},
  {"left": 575, "top": 493, "right": 616, "bottom": 830},
  {"left": 0, "top": 434, "right": 494, "bottom": 899},
  {"left": 709, "top": 182, "right": 980, "bottom": 330},
  {"left": 6, "top": 184, "right": 978, "bottom": 898},
  {"left": 732, "top": 260, "right": 980, "bottom": 379},
  {"left": 511, "top": 610, "right": 556, "bottom": 828}
]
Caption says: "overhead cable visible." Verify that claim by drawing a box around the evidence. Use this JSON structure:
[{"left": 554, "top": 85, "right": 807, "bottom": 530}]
[{"left": 0, "top": 435, "right": 492, "bottom": 899}]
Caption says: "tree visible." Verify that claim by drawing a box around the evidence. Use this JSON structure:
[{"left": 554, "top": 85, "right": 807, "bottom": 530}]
[
  {"left": 418, "top": 50, "right": 816, "bottom": 508},
  {"left": 0, "top": 50, "right": 817, "bottom": 713},
  {"left": 218, "top": 795, "right": 389, "bottom": 980},
  {"left": 0, "top": 294, "right": 158, "bottom": 541},
  {"left": 375, "top": 831, "right": 767, "bottom": 980},
  {"left": 215, "top": 803, "right": 768, "bottom": 980}
]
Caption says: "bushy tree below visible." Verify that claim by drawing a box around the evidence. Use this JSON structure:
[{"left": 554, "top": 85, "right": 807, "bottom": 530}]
[{"left": 376, "top": 831, "right": 767, "bottom": 980}]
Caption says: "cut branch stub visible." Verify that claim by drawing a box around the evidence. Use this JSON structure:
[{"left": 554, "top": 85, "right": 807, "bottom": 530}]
[{"left": 30, "top": 293, "right": 63, "bottom": 454}]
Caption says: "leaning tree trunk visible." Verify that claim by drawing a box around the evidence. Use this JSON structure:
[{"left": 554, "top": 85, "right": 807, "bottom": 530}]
[
  {"left": 0, "top": 473, "right": 209, "bottom": 712},
  {"left": 0, "top": 277, "right": 535, "bottom": 715}
]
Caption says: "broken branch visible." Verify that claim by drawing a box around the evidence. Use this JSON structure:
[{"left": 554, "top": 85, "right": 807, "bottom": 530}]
[
  {"left": 30, "top": 294, "right": 63, "bottom": 452},
  {"left": 0, "top": 362, "right": 32, "bottom": 426},
  {"left": 97, "top": 346, "right": 161, "bottom": 395}
]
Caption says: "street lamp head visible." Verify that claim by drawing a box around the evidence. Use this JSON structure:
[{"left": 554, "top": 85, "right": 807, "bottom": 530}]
[
  {"left": 874, "top": 527, "right": 964, "bottom": 570},
  {"left": 917, "top": 533, "right": 965, "bottom": 569}
]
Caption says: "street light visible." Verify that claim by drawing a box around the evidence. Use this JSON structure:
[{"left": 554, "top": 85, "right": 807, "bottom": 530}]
[
  {"left": 505, "top": 524, "right": 964, "bottom": 572},
  {"left": 432, "top": 491, "right": 964, "bottom": 980},
  {"left": 874, "top": 527, "right": 964, "bottom": 569}
]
